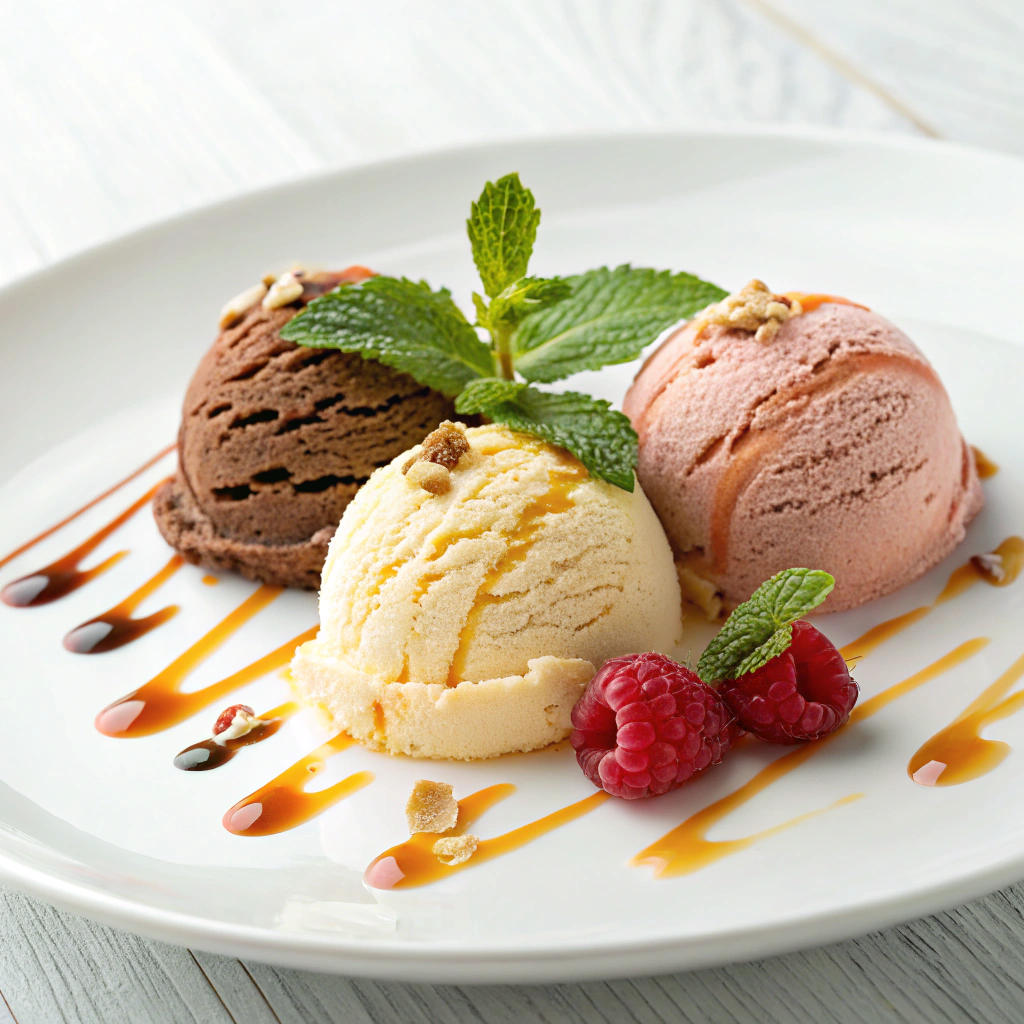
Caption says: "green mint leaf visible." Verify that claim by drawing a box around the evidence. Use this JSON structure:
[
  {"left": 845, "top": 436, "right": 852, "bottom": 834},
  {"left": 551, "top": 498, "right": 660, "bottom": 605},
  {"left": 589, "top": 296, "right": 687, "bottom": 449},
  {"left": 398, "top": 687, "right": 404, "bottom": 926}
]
[
  {"left": 512, "top": 265, "right": 728, "bottom": 383},
  {"left": 467, "top": 173, "right": 541, "bottom": 299},
  {"left": 280, "top": 276, "right": 493, "bottom": 398},
  {"left": 455, "top": 377, "right": 526, "bottom": 411},
  {"left": 456, "top": 380, "right": 637, "bottom": 491},
  {"left": 696, "top": 568, "right": 835, "bottom": 684},
  {"left": 734, "top": 625, "right": 793, "bottom": 678},
  {"left": 486, "top": 276, "right": 571, "bottom": 329}
]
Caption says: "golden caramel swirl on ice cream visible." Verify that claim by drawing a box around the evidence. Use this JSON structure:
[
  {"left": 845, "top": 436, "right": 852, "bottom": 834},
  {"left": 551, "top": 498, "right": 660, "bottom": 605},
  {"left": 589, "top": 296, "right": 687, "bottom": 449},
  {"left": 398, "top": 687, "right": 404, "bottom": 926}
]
[{"left": 292, "top": 423, "right": 683, "bottom": 759}]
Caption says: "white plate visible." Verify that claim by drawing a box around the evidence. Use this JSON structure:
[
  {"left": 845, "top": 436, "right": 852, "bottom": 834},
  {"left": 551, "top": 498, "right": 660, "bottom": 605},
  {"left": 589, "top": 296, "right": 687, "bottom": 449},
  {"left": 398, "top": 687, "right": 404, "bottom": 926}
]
[{"left": 0, "top": 131, "right": 1022, "bottom": 984}]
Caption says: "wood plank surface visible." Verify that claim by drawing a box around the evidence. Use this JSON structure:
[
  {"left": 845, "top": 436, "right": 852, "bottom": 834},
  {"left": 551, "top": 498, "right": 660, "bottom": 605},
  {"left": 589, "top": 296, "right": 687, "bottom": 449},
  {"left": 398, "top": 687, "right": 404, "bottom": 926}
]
[{"left": 2, "top": 1, "right": 1022, "bottom": 1021}]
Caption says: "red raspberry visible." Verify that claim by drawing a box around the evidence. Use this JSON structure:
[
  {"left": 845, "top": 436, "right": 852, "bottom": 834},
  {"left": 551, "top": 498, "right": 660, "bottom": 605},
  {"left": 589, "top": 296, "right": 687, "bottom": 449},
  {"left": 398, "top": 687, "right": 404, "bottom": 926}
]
[
  {"left": 717, "top": 620, "right": 858, "bottom": 744},
  {"left": 570, "top": 652, "right": 735, "bottom": 800}
]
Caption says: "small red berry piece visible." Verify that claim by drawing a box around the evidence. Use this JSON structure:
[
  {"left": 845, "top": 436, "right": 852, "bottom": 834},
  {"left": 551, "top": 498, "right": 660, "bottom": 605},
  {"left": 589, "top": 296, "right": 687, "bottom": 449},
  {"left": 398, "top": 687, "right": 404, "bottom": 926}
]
[
  {"left": 570, "top": 653, "right": 735, "bottom": 800},
  {"left": 212, "top": 704, "right": 259, "bottom": 742},
  {"left": 717, "top": 620, "right": 858, "bottom": 744}
]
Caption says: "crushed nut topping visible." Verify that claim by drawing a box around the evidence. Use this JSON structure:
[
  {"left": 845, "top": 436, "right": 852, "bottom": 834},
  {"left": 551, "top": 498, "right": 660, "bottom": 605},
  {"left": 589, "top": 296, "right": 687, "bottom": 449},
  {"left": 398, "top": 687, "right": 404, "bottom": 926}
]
[
  {"left": 972, "top": 551, "right": 1006, "bottom": 583},
  {"left": 692, "top": 280, "right": 802, "bottom": 345},
  {"left": 219, "top": 282, "right": 268, "bottom": 329},
  {"left": 676, "top": 564, "right": 723, "bottom": 622},
  {"left": 406, "top": 460, "right": 451, "bottom": 495},
  {"left": 212, "top": 704, "right": 261, "bottom": 743},
  {"left": 406, "top": 780, "right": 459, "bottom": 835},
  {"left": 263, "top": 270, "right": 304, "bottom": 310},
  {"left": 403, "top": 421, "right": 470, "bottom": 482},
  {"left": 433, "top": 834, "right": 479, "bottom": 866}
]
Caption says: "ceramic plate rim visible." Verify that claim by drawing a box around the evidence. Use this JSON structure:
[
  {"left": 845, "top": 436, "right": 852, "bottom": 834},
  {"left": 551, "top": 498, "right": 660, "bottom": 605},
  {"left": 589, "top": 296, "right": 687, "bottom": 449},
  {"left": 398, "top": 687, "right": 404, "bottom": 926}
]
[{"left": 2, "top": 127, "right": 1023, "bottom": 982}]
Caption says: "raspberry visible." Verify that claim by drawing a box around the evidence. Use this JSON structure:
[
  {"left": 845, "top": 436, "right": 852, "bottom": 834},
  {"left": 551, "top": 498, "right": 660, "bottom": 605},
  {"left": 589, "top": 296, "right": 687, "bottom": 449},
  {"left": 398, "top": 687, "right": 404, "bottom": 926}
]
[
  {"left": 717, "top": 620, "right": 858, "bottom": 744},
  {"left": 570, "top": 652, "right": 735, "bottom": 800}
]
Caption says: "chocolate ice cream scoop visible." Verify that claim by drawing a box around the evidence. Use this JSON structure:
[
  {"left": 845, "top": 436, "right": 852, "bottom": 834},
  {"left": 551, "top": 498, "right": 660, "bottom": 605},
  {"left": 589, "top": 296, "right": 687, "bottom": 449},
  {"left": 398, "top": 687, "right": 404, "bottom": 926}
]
[{"left": 154, "top": 268, "right": 456, "bottom": 589}]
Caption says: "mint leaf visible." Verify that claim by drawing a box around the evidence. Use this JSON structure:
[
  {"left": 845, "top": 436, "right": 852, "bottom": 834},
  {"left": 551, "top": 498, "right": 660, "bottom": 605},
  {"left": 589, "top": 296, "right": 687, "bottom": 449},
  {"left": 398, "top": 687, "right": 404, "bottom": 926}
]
[
  {"left": 467, "top": 173, "right": 541, "bottom": 299},
  {"left": 485, "top": 276, "right": 571, "bottom": 329},
  {"left": 696, "top": 568, "right": 835, "bottom": 684},
  {"left": 512, "top": 265, "right": 727, "bottom": 383},
  {"left": 455, "top": 377, "right": 526, "bottom": 409},
  {"left": 281, "top": 276, "right": 493, "bottom": 398},
  {"left": 456, "top": 380, "right": 637, "bottom": 491}
]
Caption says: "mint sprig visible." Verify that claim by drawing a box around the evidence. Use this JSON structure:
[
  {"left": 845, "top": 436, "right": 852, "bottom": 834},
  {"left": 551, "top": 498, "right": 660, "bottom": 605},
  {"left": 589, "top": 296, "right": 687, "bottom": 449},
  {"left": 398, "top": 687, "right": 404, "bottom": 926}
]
[
  {"left": 513, "top": 266, "right": 727, "bottom": 383},
  {"left": 280, "top": 277, "right": 492, "bottom": 398},
  {"left": 467, "top": 173, "right": 541, "bottom": 299},
  {"left": 456, "top": 380, "right": 638, "bottom": 491},
  {"left": 696, "top": 568, "right": 835, "bottom": 684},
  {"left": 282, "top": 172, "right": 725, "bottom": 489}
]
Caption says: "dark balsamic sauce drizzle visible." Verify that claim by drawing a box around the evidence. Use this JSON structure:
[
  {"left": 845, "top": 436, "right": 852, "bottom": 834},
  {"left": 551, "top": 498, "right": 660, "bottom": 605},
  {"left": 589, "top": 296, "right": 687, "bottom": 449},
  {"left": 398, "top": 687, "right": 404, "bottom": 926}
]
[
  {"left": 63, "top": 555, "right": 183, "bottom": 654},
  {"left": 1, "top": 482, "right": 163, "bottom": 607},
  {"left": 174, "top": 703, "right": 297, "bottom": 772}
]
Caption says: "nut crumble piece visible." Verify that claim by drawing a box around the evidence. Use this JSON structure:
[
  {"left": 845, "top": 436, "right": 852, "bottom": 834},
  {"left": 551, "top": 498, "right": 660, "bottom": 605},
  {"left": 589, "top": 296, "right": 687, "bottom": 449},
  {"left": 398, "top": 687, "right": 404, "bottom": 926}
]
[
  {"left": 406, "top": 780, "right": 459, "bottom": 834},
  {"left": 433, "top": 834, "right": 479, "bottom": 866},
  {"left": 692, "top": 280, "right": 801, "bottom": 345},
  {"left": 676, "top": 563, "right": 723, "bottom": 621},
  {"left": 972, "top": 551, "right": 1006, "bottom": 583},
  {"left": 403, "top": 421, "right": 469, "bottom": 474},
  {"left": 405, "top": 460, "right": 451, "bottom": 495}
]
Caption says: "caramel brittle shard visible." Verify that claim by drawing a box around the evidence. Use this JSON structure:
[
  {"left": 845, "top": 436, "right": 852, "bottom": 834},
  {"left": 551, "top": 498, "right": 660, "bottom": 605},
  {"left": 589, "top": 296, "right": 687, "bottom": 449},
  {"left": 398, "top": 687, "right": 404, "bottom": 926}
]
[
  {"left": 433, "top": 834, "right": 479, "bottom": 866},
  {"left": 406, "top": 460, "right": 451, "bottom": 495},
  {"left": 406, "top": 780, "right": 459, "bottom": 835},
  {"left": 403, "top": 421, "right": 469, "bottom": 475},
  {"left": 693, "top": 280, "right": 801, "bottom": 345},
  {"left": 676, "top": 563, "right": 724, "bottom": 622}
]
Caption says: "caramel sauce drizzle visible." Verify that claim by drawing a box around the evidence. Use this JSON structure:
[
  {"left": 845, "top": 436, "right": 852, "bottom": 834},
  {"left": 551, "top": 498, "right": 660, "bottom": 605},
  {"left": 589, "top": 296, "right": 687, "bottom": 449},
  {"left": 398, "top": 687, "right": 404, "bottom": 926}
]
[
  {"left": 1, "top": 482, "right": 164, "bottom": 608},
  {"left": 0, "top": 444, "right": 174, "bottom": 573},
  {"left": 222, "top": 732, "right": 373, "bottom": 836},
  {"left": 364, "top": 784, "right": 608, "bottom": 889},
  {"left": 94, "top": 586, "right": 314, "bottom": 738},
  {"left": 909, "top": 650, "right": 1024, "bottom": 787},
  {"left": 838, "top": 537, "right": 1023, "bottom": 663},
  {"left": 784, "top": 293, "right": 869, "bottom": 314},
  {"left": 971, "top": 446, "right": 999, "bottom": 479},
  {"left": 174, "top": 701, "right": 298, "bottom": 772},
  {"left": 632, "top": 639, "right": 989, "bottom": 878},
  {"left": 63, "top": 555, "right": 184, "bottom": 654},
  {"left": 446, "top": 453, "right": 587, "bottom": 686},
  {"left": 201, "top": 574, "right": 220, "bottom": 586}
]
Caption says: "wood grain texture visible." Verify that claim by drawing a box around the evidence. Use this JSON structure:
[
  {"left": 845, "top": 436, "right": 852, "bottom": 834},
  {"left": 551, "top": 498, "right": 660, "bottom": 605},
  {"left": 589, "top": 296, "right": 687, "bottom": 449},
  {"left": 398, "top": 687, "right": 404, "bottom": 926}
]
[
  {"left": 1, "top": 1, "right": 1021, "bottom": 1022},
  {"left": 7, "top": 884, "right": 1024, "bottom": 1023},
  {"left": 0, "top": 0, "right": 912, "bottom": 290},
  {"left": 763, "top": 0, "right": 1024, "bottom": 152}
]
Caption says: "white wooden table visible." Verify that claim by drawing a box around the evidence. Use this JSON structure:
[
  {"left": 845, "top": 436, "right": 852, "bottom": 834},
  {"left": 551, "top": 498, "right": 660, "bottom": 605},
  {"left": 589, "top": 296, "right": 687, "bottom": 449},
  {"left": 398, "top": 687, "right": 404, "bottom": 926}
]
[{"left": 2, "top": 1, "right": 1023, "bottom": 1020}]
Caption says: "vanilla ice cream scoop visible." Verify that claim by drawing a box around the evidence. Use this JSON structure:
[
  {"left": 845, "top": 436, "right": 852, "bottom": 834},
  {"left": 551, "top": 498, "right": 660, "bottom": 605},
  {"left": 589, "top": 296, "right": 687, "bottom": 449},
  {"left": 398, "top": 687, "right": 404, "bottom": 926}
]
[{"left": 291, "top": 423, "right": 683, "bottom": 759}]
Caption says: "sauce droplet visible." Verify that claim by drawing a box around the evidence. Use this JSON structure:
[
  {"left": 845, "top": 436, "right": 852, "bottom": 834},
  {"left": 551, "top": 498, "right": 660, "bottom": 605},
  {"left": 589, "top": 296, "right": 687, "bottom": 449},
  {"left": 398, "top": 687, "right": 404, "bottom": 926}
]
[
  {"left": 838, "top": 537, "right": 1022, "bottom": 664},
  {"left": 0, "top": 444, "right": 174, "bottom": 573},
  {"left": 1, "top": 482, "right": 163, "bottom": 607},
  {"left": 222, "top": 732, "right": 372, "bottom": 836},
  {"left": 632, "top": 639, "right": 988, "bottom": 878},
  {"left": 94, "top": 586, "right": 312, "bottom": 737},
  {"left": 908, "top": 650, "right": 1024, "bottom": 787},
  {"left": 63, "top": 555, "right": 183, "bottom": 654},
  {"left": 174, "top": 701, "right": 298, "bottom": 771},
  {"left": 201, "top": 574, "right": 220, "bottom": 586},
  {"left": 364, "top": 786, "right": 607, "bottom": 890},
  {"left": 971, "top": 446, "right": 999, "bottom": 479}
]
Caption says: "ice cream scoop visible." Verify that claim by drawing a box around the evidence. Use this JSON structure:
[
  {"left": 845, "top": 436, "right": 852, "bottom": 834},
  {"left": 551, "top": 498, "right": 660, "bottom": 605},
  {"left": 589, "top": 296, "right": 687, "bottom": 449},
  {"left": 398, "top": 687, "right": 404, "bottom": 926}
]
[
  {"left": 291, "top": 422, "right": 683, "bottom": 759},
  {"left": 623, "top": 294, "right": 983, "bottom": 613},
  {"left": 154, "top": 268, "right": 456, "bottom": 589}
]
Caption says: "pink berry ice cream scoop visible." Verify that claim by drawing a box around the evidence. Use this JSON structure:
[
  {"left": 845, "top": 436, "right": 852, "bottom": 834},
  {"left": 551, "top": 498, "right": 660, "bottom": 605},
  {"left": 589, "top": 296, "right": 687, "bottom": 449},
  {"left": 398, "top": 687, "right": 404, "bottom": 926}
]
[{"left": 623, "top": 283, "right": 983, "bottom": 613}]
